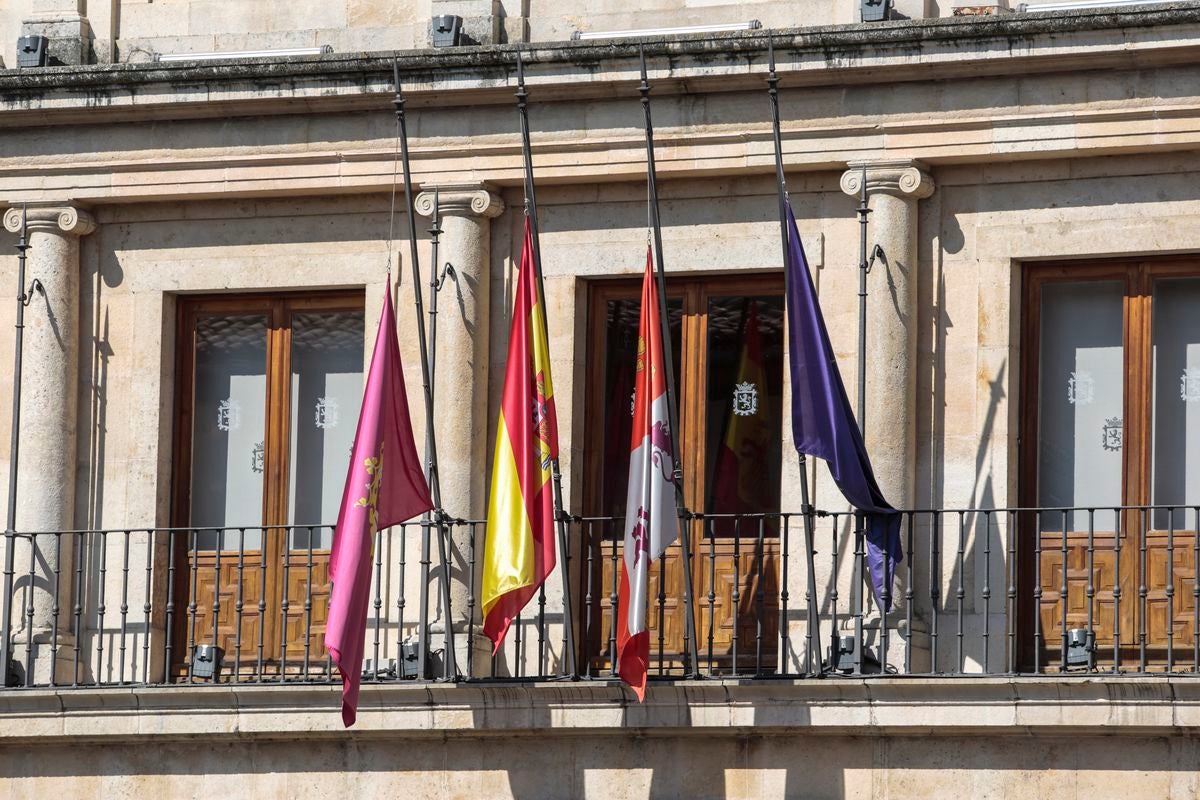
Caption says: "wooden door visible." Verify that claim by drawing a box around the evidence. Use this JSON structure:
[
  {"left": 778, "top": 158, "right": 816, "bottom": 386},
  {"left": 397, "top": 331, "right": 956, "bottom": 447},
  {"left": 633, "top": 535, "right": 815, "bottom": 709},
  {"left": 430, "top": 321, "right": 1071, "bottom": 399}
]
[
  {"left": 171, "top": 293, "right": 364, "bottom": 679},
  {"left": 1022, "top": 260, "right": 1200, "bottom": 670},
  {"left": 584, "top": 276, "right": 784, "bottom": 675}
]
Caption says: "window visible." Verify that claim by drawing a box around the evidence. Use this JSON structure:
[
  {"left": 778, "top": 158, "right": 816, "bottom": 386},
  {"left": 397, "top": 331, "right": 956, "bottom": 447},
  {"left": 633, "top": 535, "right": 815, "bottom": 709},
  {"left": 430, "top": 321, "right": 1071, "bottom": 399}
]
[
  {"left": 1021, "top": 260, "right": 1200, "bottom": 667},
  {"left": 582, "top": 275, "right": 785, "bottom": 672},
  {"left": 170, "top": 292, "right": 365, "bottom": 677}
]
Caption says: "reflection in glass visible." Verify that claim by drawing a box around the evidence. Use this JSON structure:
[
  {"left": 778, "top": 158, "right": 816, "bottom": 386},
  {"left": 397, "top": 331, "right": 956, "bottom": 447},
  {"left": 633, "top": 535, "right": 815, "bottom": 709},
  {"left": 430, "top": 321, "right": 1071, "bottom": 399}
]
[
  {"left": 288, "top": 311, "right": 365, "bottom": 549},
  {"left": 1037, "top": 282, "right": 1123, "bottom": 532},
  {"left": 599, "top": 298, "right": 683, "bottom": 523},
  {"left": 1151, "top": 277, "right": 1200, "bottom": 530},
  {"left": 704, "top": 297, "right": 784, "bottom": 535},
  {"left": 190, "top": 314, "right": 268, "bottom": 548}
]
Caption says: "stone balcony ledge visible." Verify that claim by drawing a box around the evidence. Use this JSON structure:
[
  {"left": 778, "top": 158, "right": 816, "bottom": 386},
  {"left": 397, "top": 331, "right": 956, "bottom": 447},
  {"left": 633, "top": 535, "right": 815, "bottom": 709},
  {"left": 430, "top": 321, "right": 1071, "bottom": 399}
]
[{"left": 3, "top": 676, "right": 1200, "bottom": 743}]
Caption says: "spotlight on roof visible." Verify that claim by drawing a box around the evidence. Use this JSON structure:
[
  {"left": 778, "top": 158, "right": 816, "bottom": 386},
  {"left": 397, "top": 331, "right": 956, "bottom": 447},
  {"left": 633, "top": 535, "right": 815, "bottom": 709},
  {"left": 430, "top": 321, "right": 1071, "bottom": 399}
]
[
  {"left": 572, "top": 20, "right": 762, "bottom": 41},
  {"left": 153, "top": 45, "right": 333, "bottom": 62}
]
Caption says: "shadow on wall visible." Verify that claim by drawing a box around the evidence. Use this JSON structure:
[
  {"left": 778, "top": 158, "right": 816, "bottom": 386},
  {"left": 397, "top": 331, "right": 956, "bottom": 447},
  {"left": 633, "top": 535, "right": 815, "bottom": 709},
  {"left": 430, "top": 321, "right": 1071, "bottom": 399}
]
[{"left": 3, "top": 730, "right": 1199, "bottom": 797}]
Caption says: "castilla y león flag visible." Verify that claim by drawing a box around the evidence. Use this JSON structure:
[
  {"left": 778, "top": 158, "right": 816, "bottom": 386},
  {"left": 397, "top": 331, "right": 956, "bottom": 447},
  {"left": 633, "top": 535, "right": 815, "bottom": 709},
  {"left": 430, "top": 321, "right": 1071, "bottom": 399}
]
[
  {"left": 325, "top": 282, "right": 432, "bottom": 728},
  {"left": 617, "top": 248, "right": 680, "bottom": 701},
  {"left": 481, "top": 218, "right": 559, "bottom": 651}
]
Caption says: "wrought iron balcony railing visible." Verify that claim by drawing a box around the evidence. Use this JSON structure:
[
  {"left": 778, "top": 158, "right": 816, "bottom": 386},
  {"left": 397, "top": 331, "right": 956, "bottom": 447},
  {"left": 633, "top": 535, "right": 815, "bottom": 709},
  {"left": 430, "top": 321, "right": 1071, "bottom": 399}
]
[{"left": 2, "top": 505, "right": 1199, "bottom": 690}]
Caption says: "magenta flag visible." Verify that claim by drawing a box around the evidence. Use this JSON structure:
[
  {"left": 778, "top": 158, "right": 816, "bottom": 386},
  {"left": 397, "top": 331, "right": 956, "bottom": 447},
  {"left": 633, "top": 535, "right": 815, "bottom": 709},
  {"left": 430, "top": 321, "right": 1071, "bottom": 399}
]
[{"left": 325, "top": 282, "right": 432, "bottom": 727}]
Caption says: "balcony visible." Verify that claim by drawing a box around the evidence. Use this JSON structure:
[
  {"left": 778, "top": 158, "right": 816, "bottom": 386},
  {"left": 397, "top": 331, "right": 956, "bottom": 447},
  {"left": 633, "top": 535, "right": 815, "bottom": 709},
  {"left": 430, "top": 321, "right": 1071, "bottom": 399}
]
[{"left": 5, "top": 504, "right": 1199, "bottom": 690}]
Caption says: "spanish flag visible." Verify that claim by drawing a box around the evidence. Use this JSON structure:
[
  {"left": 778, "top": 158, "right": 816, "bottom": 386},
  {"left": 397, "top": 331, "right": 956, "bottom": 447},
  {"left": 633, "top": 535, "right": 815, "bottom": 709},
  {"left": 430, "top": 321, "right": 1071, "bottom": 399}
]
[{"left": 481, "top": 218, "right": 558, "bottom": 650}]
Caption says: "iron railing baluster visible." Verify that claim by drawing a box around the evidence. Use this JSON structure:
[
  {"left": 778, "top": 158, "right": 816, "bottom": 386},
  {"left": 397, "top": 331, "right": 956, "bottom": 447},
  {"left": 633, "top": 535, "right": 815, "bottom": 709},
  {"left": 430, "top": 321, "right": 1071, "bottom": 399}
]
[
  {"left": 49, "top": 533, "right": 62, "bottom": 687},
  {"left": 1033, "top": 512, "right": 1042, "bottom": 674},
  {"left": 1139, "top": 507, "right": 1148, "bottom": 673},
  {"left": 142, "top": 530, "right": 153, "bottom": 685},
  {"left": 905, "top": 513, "right": 915, "bottom": 675},
  {"left": 1060, "top": 510, "right": 1068, "bottom": 673},
  {"left": 780, "top": 514, "right": 791, "bottom": 676},
  {"left": 930, "top": 514, "right": 940, "bottom": 674},
  {"left": 234, "top": 528, "right": 246, "bottom": 683},
  {"left": 119, "top": 529, "right": 131, "bottom": 685},
  {"left": 956, "top": 511, "right": 966, "bottom": 674}
]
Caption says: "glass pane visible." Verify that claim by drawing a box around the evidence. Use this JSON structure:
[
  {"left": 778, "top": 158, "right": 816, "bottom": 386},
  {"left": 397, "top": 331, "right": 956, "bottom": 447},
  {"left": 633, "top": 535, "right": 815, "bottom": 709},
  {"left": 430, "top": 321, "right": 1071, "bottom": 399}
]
[
  {"left": 1151, "top": 277, "right": 1200, "bottom": 530},
  {"left": 1037, "top": 281, "right": 1124, "bottom": 532},
  {"left": 288, "top": 310, "right": 365, "bottom": 548},
  {"left": 599, "top": 296, "right": 684, "bottom": 525},
  {"left": 704, "top": 296, "right": 784, "bottom": 535},
  {"left": 190, "top": 314, "right": 268, "bottom": 549}
]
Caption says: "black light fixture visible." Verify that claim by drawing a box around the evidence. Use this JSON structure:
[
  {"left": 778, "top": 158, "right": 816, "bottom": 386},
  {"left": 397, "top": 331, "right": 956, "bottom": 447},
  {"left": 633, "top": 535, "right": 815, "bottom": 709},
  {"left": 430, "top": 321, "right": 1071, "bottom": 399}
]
[
  {"left": 16, "top": 35, "right": 48, "bottom": 68},
  {"left": 192, "top": 643, "right": 223, "bottom": 679},
  {"left": 829, "top": 635, "right": 857, "bottom": 674},
  {"left": 1065, "top": 628, "right": 1094, "bottom": 669},
  {"left": 398, "top": 640, "right": 420, "bottom": 678},
  {"left": 861, "top": 0, "right": 894, "bottom": 22},
  {"left": 431, "top": 15, "right": 463, "bottom": 48}
]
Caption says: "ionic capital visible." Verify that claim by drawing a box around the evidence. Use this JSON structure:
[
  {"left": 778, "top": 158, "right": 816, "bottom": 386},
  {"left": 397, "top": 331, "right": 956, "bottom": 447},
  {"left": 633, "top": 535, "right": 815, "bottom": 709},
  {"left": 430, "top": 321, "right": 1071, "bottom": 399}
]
[
  {"left": 414, "top": 182, "right": 505, "bottom": 219},
  {"left": 840, "top": 160, "right": 935, "bottom": 201},
  {"left": 3, "top": 204, "right": 96, "bottom": 237}
]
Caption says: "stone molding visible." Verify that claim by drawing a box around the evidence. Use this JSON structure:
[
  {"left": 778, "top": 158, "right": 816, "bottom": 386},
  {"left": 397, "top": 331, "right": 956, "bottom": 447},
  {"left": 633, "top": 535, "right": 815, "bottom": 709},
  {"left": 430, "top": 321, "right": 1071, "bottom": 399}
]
[
  {"left": 414, "top": 183, "right": 505, "bottom": 219},
  {"left": 3, "top": 677, "right": 1200, "bottom": 742},
  {"left": 3, "top": 204, "right": 96, "bottom": 237},
  {"left": 840, "top": 159, "right": 936, "bottom": 201}
]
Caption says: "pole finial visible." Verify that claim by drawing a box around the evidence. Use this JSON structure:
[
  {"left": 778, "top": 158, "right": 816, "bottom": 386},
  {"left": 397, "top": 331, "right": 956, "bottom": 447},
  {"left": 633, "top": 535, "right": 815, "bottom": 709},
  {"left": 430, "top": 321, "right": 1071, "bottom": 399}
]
[{"left": 768, "top": 35, "right": 776, "bottom": 76}]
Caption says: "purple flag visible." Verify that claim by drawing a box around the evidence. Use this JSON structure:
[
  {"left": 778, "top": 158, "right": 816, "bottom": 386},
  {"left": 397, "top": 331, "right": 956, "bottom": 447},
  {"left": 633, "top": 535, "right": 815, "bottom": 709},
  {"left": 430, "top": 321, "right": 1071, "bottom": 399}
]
[{"left": 784, "top": 201, "right": 902, "bottom": 609}]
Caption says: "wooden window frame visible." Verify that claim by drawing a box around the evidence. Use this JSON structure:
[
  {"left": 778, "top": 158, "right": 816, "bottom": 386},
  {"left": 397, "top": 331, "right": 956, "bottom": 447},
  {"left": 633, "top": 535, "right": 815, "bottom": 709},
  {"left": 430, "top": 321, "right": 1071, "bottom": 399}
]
[
  {"left": 1018, "top": 256, "right": 1200, "bottom": 668},
  {"left": 169, "top": 290, "right": 365, "bottom": 676}
]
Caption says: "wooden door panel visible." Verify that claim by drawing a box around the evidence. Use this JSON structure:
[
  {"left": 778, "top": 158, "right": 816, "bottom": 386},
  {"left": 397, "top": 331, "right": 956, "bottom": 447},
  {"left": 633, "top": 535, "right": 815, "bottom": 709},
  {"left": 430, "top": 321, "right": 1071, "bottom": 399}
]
[
  {"left": 183, "top": 554, "right": 268, "bottom": 675},
  {"left": 1144, "top": 531, "right": 1198, "bottom": 650},
  {"left": 1037, "top": 531, "right": 1199, "bottom": 663},
  {"left": 281, "top": 553, "right": 331, "bottom": 665},
  {"left": 595, "top": 545, "right": 685, "bottom": 668},
  {"left": 697, "top": 541, "right": 779, "bottom": 671}
]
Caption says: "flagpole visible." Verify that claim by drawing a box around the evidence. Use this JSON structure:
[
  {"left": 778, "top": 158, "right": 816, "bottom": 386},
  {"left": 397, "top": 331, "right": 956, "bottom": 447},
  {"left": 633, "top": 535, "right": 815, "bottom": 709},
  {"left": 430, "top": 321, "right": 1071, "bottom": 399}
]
[
  {"left": 1, "top": 206, "right": 30, "bottom": 686},
  {"left": 515, "top": 52, "right": 579, "bottom": 680},
  {"left": 765, "top": 39, "right": 822, "bottom": 679},
  {"left": 638, "top": 46, "right": 701, "bottom": 679},
  {"left": 851, "top": 162, "right": 873, "bottom": 676},
  {"left": 392, "top": 59, "right": 458, "bottom": 681}
]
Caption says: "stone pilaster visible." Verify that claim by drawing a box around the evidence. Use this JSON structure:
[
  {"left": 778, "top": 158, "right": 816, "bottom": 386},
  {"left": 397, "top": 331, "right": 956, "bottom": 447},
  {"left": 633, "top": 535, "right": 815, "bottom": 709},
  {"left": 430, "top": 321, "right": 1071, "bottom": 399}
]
[
  {"left": 3, "top": 203, "right": 95, "bottom": 684},
  {"left": 840, "top": 160, "right": 934, "bottom": 667},
  {"left": 414, "top": 182, "right": 503, "bottom": 675}
]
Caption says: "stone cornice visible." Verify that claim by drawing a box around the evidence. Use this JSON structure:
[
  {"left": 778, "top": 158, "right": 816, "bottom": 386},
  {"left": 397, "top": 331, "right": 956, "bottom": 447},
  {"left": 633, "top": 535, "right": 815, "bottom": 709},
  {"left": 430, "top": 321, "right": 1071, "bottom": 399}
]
[
  {"left": 2, "top": 204, "right": 96, "bottom": 236},
  {"left": 1, "top": 4, "right": 1200, "bottom": 125}
]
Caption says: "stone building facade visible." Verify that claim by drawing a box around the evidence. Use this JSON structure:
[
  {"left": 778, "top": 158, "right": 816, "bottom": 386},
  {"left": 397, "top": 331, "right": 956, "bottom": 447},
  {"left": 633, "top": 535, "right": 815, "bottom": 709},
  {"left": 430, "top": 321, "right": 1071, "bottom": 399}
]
[{"left": 3, "top": 0, "right": 1200, "bottom": 797}]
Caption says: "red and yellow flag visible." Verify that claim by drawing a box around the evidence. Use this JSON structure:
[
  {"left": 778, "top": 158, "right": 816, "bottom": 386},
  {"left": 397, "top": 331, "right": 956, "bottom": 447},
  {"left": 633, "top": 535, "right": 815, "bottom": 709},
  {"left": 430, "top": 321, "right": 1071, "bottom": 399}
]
[{"left": 481, "top": 218, "right": 558, "bottom": 650}]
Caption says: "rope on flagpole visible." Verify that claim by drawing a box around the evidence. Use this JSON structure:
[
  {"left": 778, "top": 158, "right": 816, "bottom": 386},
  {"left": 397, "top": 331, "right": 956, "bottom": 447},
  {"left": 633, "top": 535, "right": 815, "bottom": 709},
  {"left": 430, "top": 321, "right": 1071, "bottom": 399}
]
[
  {"left": 767, "top": 35, "right": 823, "bottom": 679},
  {"left": 391, "top": 58, "right": 459, "bottom": 681},
  {"left": 638, "top": 45, "right": 702, "bottom": 680},
  {"left": 515, "top": 51, "right": 579, "bottom": 680}
]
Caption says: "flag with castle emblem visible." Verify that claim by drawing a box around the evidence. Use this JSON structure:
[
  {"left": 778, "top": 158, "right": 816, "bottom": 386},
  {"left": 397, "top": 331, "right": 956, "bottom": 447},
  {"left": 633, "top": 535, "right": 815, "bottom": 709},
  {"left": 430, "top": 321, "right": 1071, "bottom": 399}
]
[
  {"left": 481, "top": 218, "right": 559, "bottom": 651},
  {"left": 325, "top": 282, "right": 432, "bottom": 728},
  {"left": 617, "top": 248, "right": 680, "bottom": 701}
]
